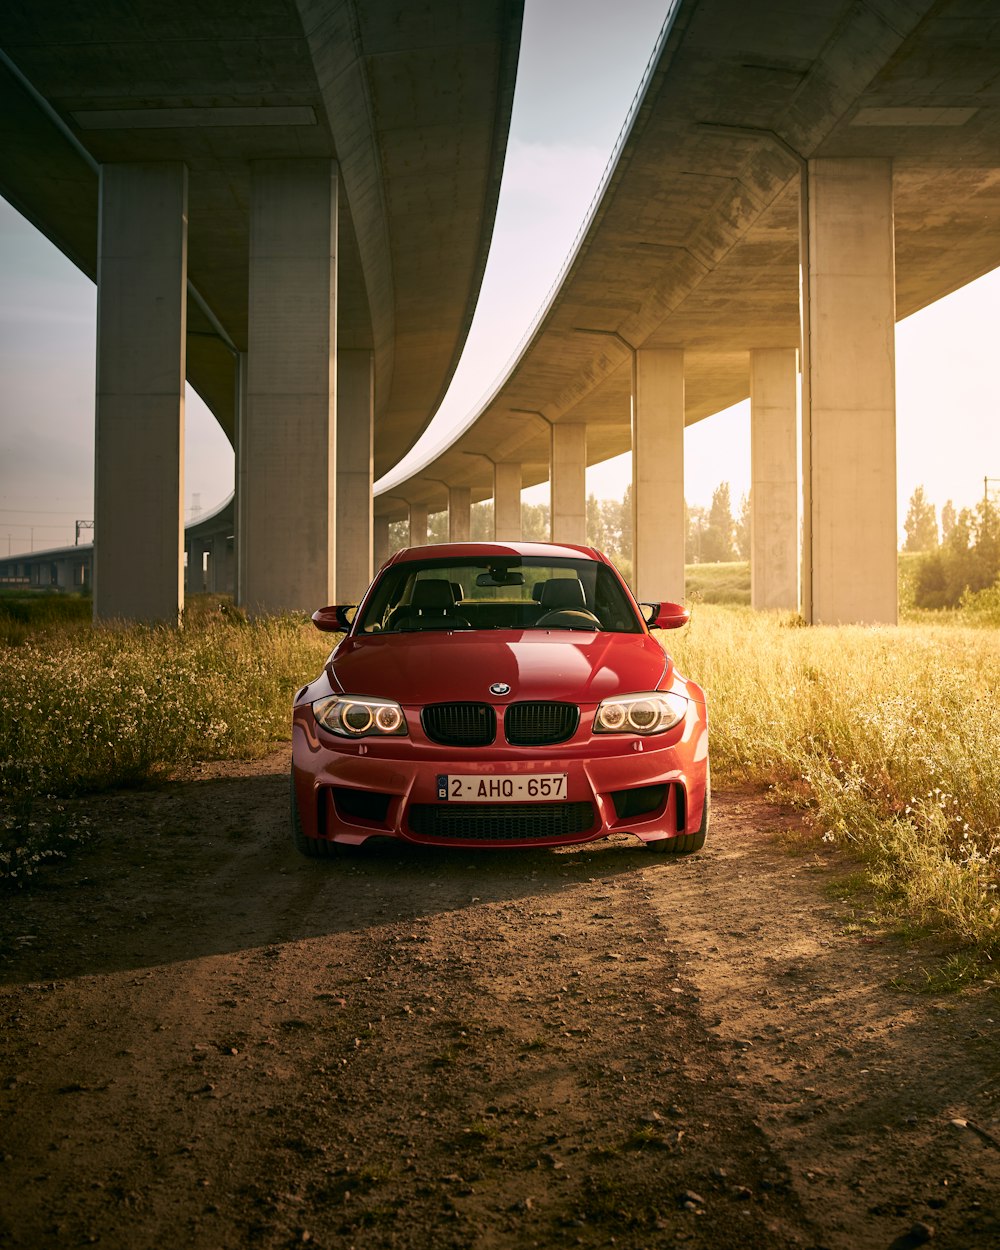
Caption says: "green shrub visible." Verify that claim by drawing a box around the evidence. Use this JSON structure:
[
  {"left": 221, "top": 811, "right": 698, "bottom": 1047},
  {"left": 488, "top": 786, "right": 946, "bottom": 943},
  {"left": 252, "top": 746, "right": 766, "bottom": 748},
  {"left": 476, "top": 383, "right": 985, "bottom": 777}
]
[
  {"left": 1, "top": 611, "right": 331, "bottom": 884},
  {"left": 0, "top": 592, "right": 92, "bottom": 645},
  {"left": 958, "top": 581, "right": 1000, "bottom": 626}
]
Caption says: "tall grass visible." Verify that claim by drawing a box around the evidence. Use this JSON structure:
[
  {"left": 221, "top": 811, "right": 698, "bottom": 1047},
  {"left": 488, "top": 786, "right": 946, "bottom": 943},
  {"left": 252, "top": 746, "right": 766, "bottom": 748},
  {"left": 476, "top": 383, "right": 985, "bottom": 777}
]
[
  {"left": 669, "top": 606, "right": 1000, "bottom": 968},
  {"left": 1, "top": 609, "right": 331, "bottom": 883}
]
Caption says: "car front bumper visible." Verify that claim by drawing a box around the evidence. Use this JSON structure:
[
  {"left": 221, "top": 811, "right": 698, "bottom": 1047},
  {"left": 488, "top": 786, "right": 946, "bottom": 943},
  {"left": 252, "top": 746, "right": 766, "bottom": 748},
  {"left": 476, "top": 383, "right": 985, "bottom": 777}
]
[{"left": 291, "top": 699, "right": 709, "bottom": 851}]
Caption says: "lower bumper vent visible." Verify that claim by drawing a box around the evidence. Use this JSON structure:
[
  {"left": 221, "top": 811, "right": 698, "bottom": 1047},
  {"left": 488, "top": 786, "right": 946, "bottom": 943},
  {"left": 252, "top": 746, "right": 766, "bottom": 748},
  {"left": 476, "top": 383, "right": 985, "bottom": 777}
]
[
  {"left": 610, "top": 783, "right": 668, "bottom": 820},
  {"left": 408, "top": 801, "right": 595, "bottom": 842},
  {"left": 332, "top": 787, "right": 392, "bottom": 824}
]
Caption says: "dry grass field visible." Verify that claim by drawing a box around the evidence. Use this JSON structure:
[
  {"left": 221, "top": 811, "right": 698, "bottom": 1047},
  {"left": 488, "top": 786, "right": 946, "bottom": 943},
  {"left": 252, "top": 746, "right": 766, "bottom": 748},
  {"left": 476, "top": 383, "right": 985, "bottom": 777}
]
[
  {"left": 2, "top": 587, "right": 998, "bottom": 978},
  {"left": 670, "top": 605, "right": 1000, "bottom": 979}
]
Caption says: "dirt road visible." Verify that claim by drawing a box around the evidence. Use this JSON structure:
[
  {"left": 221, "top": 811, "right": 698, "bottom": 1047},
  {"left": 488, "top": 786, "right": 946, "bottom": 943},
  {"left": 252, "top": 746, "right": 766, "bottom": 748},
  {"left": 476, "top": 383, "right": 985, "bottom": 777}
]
[{"left": 1, "top": 747, "right": 998, "bottom": 1250}]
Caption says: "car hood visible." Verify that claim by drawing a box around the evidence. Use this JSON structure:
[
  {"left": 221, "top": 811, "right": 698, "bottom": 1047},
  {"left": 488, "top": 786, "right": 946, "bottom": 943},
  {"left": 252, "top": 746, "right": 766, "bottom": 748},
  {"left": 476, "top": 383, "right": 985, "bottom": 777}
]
[{"left": 328, "top": 630, "right": 671, "bottom": 705}]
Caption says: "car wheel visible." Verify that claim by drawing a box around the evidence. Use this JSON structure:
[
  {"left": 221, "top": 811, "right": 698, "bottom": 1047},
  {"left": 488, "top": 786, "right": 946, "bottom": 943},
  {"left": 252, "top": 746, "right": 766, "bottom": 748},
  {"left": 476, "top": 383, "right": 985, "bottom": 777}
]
[
  {"left": 290, "top": 771, "right": 337, "bottom": 859},
  {"left": 647, "top": 769, "right": 710, "bottom": 855}
]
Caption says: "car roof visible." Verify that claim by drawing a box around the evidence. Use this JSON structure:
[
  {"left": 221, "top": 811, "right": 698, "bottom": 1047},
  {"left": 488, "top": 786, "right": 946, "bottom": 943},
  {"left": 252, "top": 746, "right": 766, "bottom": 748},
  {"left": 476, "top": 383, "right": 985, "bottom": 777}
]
[{"left": 385, "top": 541, "right": 609, "bottom": 566}]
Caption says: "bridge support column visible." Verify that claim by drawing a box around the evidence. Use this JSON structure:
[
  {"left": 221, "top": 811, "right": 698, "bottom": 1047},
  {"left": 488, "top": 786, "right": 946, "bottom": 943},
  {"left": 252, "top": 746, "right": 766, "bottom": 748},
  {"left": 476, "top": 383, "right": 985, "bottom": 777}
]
[
  {"left": 336, "top": 350, "right": 374, "bottom": 602},
  {"left": 374, "top": 516, "right": 390, "bottom": 569},
  {"left": 409, "top": 502, "right": 428, "bottom": 547},
  {"left": 494, "top": 462, "right": 522, "bottom": 540},
  {"left": 242, "top": 159, "right": 338, "bottom": 613},
  {"left": 751, "top": 348, "right": 799, "bottom": 611},
  {"left": 633, "top": 348, "right": 684, "bottom": 602},
  {"left": 208, "top": 534, "right": 227, "bottom": 594},
  {"left": 803, "top": 158, "right": 896, "bottom": 624},
  {"left": 448, "top": 486, "right": 472, "bottom": 542},
  {"left": 191, "top": 541, "right": 206, "bottom": 593},
  {"left": 551, "top": 424, "right": 586, "bottom": 545},
  {"left": 94, "top": 163, "right": 187, "bottom": 624}
]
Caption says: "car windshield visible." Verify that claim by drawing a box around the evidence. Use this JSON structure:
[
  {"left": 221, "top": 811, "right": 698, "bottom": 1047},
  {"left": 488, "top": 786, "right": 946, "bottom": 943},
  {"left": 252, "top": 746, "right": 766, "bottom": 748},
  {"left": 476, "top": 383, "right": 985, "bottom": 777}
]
[{"left": 356, "top": 556, "right": 642, "bottom": 634}]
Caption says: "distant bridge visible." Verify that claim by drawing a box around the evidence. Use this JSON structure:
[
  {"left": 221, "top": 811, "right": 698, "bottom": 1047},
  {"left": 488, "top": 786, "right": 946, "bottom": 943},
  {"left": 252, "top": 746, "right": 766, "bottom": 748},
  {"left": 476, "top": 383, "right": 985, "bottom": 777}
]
[{"left": 0, "top": 496, "right": 236, "bottom": 595}]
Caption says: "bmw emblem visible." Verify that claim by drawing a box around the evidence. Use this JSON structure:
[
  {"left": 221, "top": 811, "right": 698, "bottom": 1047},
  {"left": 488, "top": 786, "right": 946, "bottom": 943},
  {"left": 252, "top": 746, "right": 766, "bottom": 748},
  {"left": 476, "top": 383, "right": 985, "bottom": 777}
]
[{"left": 489, "top": 682, "right": 511, "bottom": 696}]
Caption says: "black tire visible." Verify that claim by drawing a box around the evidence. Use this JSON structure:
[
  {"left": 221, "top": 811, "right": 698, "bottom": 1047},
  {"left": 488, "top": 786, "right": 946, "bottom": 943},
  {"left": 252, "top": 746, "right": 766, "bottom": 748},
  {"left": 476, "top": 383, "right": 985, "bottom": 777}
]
[
  {"left": 647, "top": 768, "right": 710, "bottom": 855},
  {"left": 290, "top": 771, "right": 336, "bottom": 859}
]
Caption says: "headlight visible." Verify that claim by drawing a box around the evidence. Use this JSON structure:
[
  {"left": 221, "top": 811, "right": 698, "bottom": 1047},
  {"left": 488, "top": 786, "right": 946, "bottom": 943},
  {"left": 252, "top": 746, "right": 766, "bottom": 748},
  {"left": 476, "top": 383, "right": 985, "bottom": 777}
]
[
  {"left": 312, "top": 695, "right": 408, "bottom": 738},
  {"left": 593, "top": 691, "right": 687, "bottom": 735}
]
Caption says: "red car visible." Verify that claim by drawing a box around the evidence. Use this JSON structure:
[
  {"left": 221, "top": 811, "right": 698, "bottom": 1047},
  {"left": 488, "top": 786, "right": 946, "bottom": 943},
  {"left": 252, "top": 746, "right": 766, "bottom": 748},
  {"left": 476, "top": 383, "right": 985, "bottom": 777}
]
[{"left": 291, "top": 542, "right": 709, "bottom": 857}]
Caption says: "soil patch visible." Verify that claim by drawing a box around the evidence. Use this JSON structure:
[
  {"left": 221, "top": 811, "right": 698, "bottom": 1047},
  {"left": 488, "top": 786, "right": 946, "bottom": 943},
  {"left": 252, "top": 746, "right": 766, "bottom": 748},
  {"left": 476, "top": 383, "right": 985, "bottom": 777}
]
[{"left": 1, "top": 748, "right": 998, "bottom": 1249}]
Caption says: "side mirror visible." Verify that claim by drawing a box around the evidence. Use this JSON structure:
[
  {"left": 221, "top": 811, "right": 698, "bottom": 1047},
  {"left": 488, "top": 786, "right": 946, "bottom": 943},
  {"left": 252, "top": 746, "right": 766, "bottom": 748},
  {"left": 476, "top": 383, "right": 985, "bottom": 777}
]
[
  {"left": 311, "top": 604, "right": 356, "bottom": 633},
  {"left": 643, "top": 601, "right": 689, "bottom": 630}
]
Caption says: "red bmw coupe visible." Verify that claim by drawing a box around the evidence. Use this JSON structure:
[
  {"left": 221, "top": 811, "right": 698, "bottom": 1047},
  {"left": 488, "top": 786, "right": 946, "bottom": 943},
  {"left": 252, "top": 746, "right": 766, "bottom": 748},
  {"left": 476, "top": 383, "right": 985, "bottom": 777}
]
[{"left": 291, "top": 542, "right": 709, "bottom": 857}]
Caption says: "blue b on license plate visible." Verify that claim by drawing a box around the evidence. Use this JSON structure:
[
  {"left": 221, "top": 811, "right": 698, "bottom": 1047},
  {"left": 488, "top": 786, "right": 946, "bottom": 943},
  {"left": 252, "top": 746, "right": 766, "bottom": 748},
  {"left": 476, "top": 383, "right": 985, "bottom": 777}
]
[{"left": 436, "top": 773, "right": 568, "bottom": 802}]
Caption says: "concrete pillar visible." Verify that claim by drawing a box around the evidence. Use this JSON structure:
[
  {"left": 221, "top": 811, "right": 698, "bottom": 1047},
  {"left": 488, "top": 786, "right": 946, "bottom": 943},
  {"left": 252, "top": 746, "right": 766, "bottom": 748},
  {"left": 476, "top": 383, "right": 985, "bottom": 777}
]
[
  {"left": 448, "top": 486, "right": 472, "bottom": 542},
  {"left": 494, "top": 462, "right": 522, "bottom": 541},
  {"left": 94, "top": 163, "right": 187, "bottom": 623},
  {"left": 235, "top": 351, "right": 248, "bottom": 604},
  {"left": 633, "top": 348, "right": 685, "bottom": 602},
  {"left": 374, "top": 515, "right": 390, "bottom": 570},
  {"left": 409, "top": 502, "right": 428, "bottom": 547},
  {"left": 803, "top": 158, "right": 896, "bottom": 624},
  {"left": 208, "top": 534, "right": 227, "bottom": 594},
  {"left": 191, "top": 540, "right": 207, "bottom": 592},
  {"left": 550, "top": 424, "right": 586, "bottom": 545},
  {"left": 223, "top": 536, "right": 235, "bottom": 595},
  {"left": 336, "top": 350, "right": 374, "bottom": 601},
  {"left": 241, "top": 159, "right": 338, "bottom": 613},
  {"left": 750, "top": 348, "right": 799, "bottom": 611}
]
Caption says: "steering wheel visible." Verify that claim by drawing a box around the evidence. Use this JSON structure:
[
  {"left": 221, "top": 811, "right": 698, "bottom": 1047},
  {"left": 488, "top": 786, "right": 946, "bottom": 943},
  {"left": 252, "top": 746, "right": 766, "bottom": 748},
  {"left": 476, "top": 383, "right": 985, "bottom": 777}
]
[{"left": 535, "top": 607, "right": 601, "bottom": 628}]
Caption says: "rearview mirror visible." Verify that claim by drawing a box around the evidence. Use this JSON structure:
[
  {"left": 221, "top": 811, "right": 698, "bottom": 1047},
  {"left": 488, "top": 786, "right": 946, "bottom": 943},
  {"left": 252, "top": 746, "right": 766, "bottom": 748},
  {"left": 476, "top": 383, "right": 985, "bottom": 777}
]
[
  {"left": 311, "top": 604, "right": 355, "bottom": 632},
  {"left": 643, "top": 601, "right": 689, "bottom": 630},
  {"left": 475, "top": 570, "right": 525, "bottom": 587}
]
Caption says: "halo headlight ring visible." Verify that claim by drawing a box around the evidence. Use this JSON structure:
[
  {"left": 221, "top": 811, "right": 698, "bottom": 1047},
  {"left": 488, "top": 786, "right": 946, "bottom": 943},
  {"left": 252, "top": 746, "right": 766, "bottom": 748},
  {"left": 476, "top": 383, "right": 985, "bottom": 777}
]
[
  {"left": 593, "top": 691, "right": 687, "bottom": 736},
  {"left": 312, "top": 695, "right": 408, "bottom": 738}
]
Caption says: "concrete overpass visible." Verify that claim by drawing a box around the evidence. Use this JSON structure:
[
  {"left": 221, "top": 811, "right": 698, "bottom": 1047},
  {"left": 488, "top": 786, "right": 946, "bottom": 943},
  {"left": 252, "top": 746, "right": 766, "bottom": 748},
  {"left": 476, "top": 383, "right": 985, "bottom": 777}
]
[
  {"left": 375, "top": 0, "right": 1000, "bottom": 625},
  {"left": 0, "top": 0, "right": 521, "bottom": 620}
]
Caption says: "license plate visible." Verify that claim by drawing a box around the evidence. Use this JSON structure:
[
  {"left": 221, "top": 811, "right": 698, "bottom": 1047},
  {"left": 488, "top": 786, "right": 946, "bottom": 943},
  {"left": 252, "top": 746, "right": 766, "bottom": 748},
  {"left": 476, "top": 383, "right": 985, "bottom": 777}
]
[{"left": 437, "top": 773, "right": 568, "bottom": 802}]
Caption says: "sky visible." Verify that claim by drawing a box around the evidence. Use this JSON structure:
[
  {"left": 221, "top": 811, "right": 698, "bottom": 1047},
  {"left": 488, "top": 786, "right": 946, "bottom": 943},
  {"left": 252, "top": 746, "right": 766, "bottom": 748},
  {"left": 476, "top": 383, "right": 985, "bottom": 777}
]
[{"left": 2, "top": 0, "right": 999, "bottom": 558}]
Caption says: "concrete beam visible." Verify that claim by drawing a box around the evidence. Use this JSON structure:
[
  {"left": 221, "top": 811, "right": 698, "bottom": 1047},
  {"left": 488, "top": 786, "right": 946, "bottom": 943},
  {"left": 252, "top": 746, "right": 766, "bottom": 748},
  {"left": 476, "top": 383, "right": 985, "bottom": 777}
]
[
  {"left": 373, "top": 515, "right": 390, "bottom": 571},
  {"left": 94, "top": 163, "right": 187, "bottom": 624},
  {"left": 633, "top": 348, "right": 684, "bottom": 602},
  {"left": 494, "top": 461, "right": 522, "bottom": 541},
  {"left": 448, "top": 486, "right": 471, "bottom": 542},
  {"left": 551, "top": 424, "right": 586, "bottom": 545},
  {"left": 803, "top": 159, "right": 897, "bottom": 625},
  {"left": 336, "top": 349, "right": 374, "bottom": 602},
  {"left": 750, "top": 348, "right": 799, "bottom": 612},
  {"left": 241, "top": 159, "right": 338, "bottom": 614}
]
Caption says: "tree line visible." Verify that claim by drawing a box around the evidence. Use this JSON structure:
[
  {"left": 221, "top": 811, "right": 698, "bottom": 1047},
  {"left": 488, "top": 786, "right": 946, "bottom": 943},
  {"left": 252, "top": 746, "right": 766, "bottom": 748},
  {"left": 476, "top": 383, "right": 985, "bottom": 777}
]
[
  {"left": 388, "top": 481, "right": 752, "bottom": 572},
  {"left": 386, "top": 480, "right": 1000, "bottom": 615},
  {"left": 903, "top": 485, "right": 1000, "bottom": 610}
]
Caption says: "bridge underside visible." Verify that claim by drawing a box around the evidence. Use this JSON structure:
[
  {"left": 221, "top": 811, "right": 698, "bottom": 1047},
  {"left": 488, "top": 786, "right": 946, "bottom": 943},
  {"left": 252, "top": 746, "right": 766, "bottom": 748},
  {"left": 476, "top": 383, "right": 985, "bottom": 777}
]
[
  {"left": 0, "top": 0, "right": 521, "bottom": 618},
  {"left": 375, "top": 0, "right": 1000, "bottom": 625}
]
